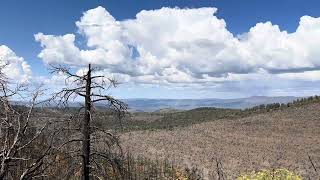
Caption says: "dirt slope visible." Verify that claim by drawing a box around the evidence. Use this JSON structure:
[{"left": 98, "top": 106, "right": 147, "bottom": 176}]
[{"left": 120, "top": 103, "right": 320, "bottom": 179}]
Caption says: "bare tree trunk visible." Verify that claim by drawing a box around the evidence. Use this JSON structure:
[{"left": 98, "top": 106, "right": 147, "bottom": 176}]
[
  {"left": 82, "top": 64, "right": 91, "bottom": 180},
  {"left": 0, "top": 163, "right": 8, "bottom": 180}
]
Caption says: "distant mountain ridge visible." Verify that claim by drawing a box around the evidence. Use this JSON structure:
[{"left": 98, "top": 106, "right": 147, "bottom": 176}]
[
  {"left": 14, "top": 96, "right": 300, "bottom": 112},
  {"left": 123, "top": 96, "right": 300, "bottom": 112}
]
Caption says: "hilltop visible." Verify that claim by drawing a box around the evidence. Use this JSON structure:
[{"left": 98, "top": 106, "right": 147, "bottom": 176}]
[{"left": 92, "top": 95, "right": 318, "bottom": 132}]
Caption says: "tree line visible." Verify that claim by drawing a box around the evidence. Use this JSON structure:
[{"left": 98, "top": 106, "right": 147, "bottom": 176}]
[{"left": 245, "top": 95, "right": 320, "bottom": 112}]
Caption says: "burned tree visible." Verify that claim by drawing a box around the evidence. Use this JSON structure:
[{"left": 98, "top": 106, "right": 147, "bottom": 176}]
[
  {"left": 0, "top": 64, "right": 55, "bottom": 179},
  {"left": 50, "top": 64, "right": 127, "bottom": 180},
  {"left": 0, "top": 63, "right": 7, "bottom": 90}
]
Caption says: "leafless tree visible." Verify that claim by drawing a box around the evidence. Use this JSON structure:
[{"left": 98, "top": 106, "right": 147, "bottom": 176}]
[
  {"left": 50, "top": 64, "right": 127, "bottom": 180},
  {"left": 0, "top": 63, "right": 8, "bottom": 91},
  {"left": 0, "top": 65, "right": 56, "bottom": 179}
]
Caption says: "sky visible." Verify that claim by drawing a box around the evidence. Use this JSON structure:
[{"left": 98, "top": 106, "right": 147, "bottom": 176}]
[{"left": 1, "top": 0, "right": 320, "bottom": 99}]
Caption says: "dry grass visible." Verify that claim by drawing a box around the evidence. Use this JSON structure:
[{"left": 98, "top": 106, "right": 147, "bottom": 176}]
[{"left": 120, "top": 103, "right": 320, "bottom": 179}]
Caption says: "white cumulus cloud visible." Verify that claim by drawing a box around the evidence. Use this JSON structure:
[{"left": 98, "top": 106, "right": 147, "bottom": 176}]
[
  {"left": 35, "top": 6, "right": 320, "bottom": 90},
  {"left": 0, "top": 45, "right": 32, "bottom": 83}
]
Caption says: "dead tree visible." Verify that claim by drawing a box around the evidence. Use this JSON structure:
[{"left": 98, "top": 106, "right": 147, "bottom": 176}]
[
  {"left": 0, "top": 63, "right": 7, "bottom": 90},
  {"left": 50, "top": 64, "right": 127, "bottom": 180},
  {"left": 0, "top": 66, "right": 55, "bottom": 179}
]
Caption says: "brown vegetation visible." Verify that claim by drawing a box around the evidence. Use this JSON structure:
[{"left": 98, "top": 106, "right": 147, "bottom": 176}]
[{"left": 121, "top": 102, "right": 320, "bottom": 179}]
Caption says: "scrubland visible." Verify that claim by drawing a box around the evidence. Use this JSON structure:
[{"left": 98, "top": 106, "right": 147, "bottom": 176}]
[
  {"left": 3, "top": 96, "right": 319, "bottom": 179},
  {"left": 120, "top": 103, "right": 320, "bottom": 179}
]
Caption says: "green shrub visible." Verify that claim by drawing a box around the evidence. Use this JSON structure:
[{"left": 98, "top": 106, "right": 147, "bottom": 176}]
[{"left": 237, "top": 169, "right": 302, "bottom": 180}]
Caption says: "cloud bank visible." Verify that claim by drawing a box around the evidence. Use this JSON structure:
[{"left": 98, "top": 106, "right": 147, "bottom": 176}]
[{"left": 34, "top": 6, "right": 320, "bottom": 96}]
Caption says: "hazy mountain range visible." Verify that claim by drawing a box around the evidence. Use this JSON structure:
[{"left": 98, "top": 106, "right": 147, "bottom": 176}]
[
  {"left": 123, "top": 96, "right": 300, "bottom": 112},
  {"left": 14, "top": 96, "right": 300, "bottom": 112}
]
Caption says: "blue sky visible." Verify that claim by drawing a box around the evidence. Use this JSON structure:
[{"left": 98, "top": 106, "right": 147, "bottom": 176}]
[{"left": 1, "top": 0, "right": 320, "bottom": 99}]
